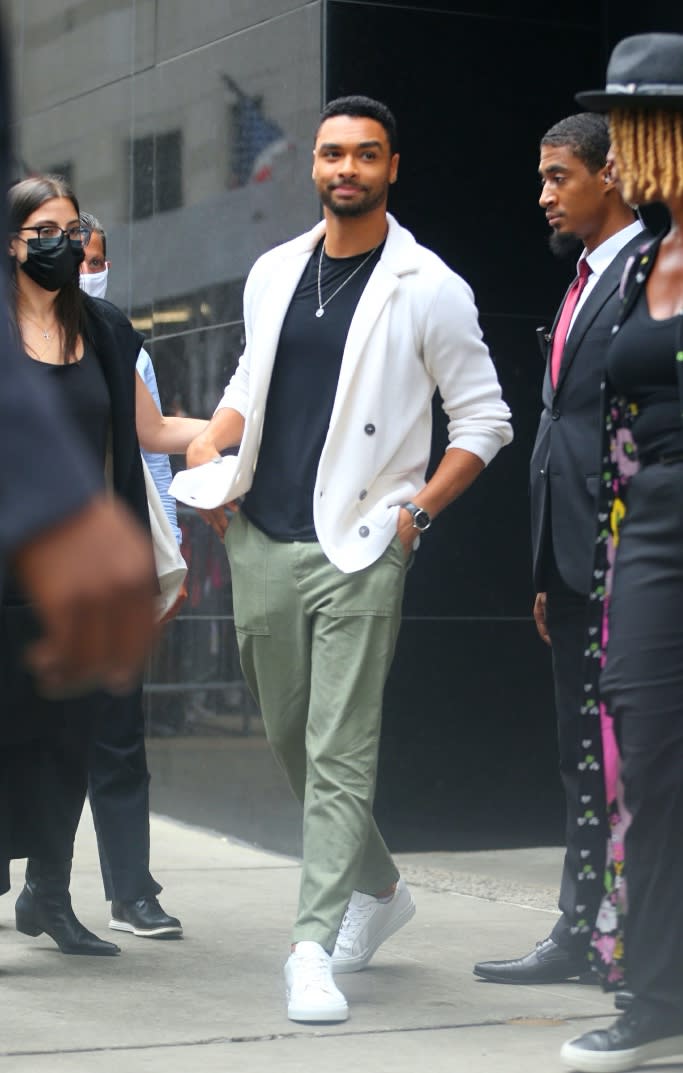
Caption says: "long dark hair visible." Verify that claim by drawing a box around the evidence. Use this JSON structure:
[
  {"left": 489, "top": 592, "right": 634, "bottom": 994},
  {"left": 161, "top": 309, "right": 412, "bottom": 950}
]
[{"left": 8, "top": 174, "right": 86, "bottom": 363}]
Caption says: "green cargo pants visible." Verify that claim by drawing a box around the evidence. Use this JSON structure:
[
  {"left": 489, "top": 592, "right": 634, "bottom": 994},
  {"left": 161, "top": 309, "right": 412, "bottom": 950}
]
[{"left": 225, "top": 510, "right": 407, "bottom": 953}]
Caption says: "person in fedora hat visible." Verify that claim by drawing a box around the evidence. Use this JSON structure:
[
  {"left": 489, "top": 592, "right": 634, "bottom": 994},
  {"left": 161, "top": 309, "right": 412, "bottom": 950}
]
[{"left": 560, "top": 32, "right": 683, "bottom": 1073}]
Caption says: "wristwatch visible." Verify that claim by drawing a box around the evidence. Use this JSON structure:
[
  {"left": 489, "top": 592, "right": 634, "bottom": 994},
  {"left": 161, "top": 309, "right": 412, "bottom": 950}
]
[{"left": 401, "top": 501, "right": 431, "bottom": 532}]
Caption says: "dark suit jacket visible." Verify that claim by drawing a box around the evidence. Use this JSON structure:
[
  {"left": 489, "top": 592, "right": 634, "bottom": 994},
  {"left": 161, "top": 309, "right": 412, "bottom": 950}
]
[{"left": 529, "top": 229, "right": 649, "bottom": 596}]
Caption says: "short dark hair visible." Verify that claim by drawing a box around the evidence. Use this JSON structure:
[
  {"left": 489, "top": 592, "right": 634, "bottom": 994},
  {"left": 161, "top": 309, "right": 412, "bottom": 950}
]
[
  {"left": 318, "top": 95, "right": 398, "bottom": 153},
  {"left": 80, "top": 210, "right": 106, "bottom": 258},
  {"left": 541, "top": 113, "right": 610, "bottom": 173}
]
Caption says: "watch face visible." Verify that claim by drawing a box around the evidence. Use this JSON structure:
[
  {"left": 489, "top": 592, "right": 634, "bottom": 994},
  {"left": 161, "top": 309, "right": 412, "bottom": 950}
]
[{"left": 414, "top": 508, "right": 430, "bottom": 531}]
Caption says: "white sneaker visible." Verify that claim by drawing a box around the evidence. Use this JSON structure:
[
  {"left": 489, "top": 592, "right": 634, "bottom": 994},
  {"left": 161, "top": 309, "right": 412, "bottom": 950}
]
[
  {"left": 332, "top": 876, "right": 416, "bottom": 973},
  {"left": 285, "top": 941, "right": 349, "bottom": 1023}
]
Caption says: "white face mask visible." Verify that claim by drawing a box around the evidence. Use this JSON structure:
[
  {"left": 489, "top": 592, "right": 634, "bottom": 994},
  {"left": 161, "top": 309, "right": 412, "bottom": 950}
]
[{"left": 79, "top": 266, "right": 109, "bottom": 300}]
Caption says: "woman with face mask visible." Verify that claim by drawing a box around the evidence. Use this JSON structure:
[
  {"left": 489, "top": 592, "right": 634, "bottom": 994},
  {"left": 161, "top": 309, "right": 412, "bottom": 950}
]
[{"left": 1, "top": 174, "right": 207, "bottom": 956}]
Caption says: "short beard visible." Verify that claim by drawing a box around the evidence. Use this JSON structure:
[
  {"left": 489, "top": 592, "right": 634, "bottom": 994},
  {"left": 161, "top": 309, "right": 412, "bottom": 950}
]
[
  {"left": 549, "top": 230, "right": 583, "bottom": 259},
  {"left": 319, "top": 185, "right": 387, "bottom": 218}
]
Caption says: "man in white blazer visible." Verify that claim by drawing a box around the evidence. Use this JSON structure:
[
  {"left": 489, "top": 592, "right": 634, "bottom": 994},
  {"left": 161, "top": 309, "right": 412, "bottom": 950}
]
[{"left": 186, "top": 96, "right": 512, "bottom": 1023}]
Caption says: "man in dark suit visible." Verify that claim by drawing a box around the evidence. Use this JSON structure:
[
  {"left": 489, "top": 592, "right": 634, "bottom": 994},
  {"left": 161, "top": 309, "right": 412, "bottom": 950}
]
[{"left": 473, "top": 113, "right": 647, "bottom": 985}]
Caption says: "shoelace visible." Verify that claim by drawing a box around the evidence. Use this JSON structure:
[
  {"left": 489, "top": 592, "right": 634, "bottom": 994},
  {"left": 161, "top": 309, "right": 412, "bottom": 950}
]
[
  {"left": 335, "top": 900, "right": 375, "bottom": 951},
  {"left": 293, "top": 951, "right": 336, "bottom": 993}
]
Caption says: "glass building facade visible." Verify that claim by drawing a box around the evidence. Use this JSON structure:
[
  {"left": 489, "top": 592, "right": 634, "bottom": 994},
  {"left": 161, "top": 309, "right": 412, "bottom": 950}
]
[{"left": 8, "top": 0, "right": 682, "bottom": 855}]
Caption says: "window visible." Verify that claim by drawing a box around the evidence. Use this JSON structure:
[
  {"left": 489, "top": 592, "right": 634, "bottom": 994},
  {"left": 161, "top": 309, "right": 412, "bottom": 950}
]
[{"left": 130, "top": 130, "right": 183, "bottom": 219}]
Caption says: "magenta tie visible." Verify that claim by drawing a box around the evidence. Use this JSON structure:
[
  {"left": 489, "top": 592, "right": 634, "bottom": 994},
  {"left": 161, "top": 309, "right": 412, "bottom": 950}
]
[{"left": 550, "top": 259, "right": 592, "bottom": 388}]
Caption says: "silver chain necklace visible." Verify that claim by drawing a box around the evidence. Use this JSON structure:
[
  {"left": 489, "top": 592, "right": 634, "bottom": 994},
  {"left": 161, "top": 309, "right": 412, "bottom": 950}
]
[{"left": 315, "top": 241, "right": 379, "bottom": 318}]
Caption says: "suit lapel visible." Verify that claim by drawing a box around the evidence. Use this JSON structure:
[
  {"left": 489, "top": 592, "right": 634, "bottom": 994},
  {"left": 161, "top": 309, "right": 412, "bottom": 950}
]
[
  {"left": 553, "top": 269, "right": 619, "bottom": 394},
  {"left": 553, "top": 231, "right": 649, "bottom": 396},
  {"left": 329, "top": 260, "right": 399, "bottom": 418},
  {"left": 248, "top": 253, "right": 310, "bottom": 399}
]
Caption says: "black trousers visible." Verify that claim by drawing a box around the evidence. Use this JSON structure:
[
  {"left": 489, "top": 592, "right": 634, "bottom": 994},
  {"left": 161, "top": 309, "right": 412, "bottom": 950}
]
[
  {"left": 3, "top": 686, "right": 160, "bottom": 903},
  {"left": 1, "top": 599, "right": 160, "bottom": 903},
  {"left": 545, "top": 551, "right": 605, "bottom": 956},
  {"left": 41, "top": 686, "right": 161, "bottom": 903},
  {"left": 601, "top": 462, "right": 683, "bottom": 1016}
]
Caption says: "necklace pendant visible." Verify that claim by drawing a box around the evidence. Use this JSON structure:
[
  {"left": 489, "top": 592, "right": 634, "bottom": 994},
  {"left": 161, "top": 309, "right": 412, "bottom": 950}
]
[
  {"left": 42, "top": 330, "right": 50, "bottom": 340},
  {"left": 315, "top": 307, "right": 325, "bottom": 318}
]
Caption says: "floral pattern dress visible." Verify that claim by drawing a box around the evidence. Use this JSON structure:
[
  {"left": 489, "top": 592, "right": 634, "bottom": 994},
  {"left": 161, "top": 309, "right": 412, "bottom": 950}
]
[{"left": 573, "top": 237, "right": 662, "bottom": 989}]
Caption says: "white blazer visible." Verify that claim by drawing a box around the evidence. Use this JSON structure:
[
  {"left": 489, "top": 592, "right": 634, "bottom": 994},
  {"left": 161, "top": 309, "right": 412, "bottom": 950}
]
[{"left": 217, "top": 213, "right": 512, "bottom": 573}]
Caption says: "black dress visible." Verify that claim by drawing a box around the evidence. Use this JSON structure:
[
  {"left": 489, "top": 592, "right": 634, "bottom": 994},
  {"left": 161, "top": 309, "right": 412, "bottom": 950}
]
[{"left": 599, "top": 279, "right": 683, "bottom": 1020}]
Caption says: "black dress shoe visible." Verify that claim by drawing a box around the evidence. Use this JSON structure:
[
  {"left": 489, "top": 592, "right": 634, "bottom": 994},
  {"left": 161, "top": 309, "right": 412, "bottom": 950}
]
[
  {"left": 560, "top": 1003, "right": 683, "bottom": 1072},
  {"left": 473, "top": 937, "right": 587, "bottom": 984},
  {"left": 15, "top": 882, "right": 120, "bottom": 956},
  {"left": 615, "top": 989, "right": 634, "bottom": 1012},
  {"left": 109, "top": 896, "right": 182, "bottom": 938}
]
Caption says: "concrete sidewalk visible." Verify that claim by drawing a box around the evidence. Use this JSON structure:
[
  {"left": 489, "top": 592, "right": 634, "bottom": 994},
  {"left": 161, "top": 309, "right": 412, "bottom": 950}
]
[{"left": 1, "top": 811, "right": 617, "bottom": 1073}]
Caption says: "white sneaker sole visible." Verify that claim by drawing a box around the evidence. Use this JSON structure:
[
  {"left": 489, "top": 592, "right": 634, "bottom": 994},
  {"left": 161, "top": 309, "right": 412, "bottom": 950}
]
[
  {"left": 560, "top": 1033, "right": 683, "bottom": 1072},
  {"left": 287, "top": 999, "right": 349, "bottom": 1023},
  {"left": 109, "top": 919, "right": 183, "bottom": 939},
  {"left": 332, "top": 897, "right": 416, "bottom": 974}
]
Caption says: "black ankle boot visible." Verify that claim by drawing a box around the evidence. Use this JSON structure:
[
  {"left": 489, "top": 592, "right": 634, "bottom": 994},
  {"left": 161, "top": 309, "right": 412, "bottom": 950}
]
[{"left": 15, "top": 859, "right": 120, "bottom": 956}]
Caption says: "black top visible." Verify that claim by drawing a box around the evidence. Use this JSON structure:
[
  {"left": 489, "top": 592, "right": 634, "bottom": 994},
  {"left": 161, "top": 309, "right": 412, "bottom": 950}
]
[
  {"left": 2, "top": 340, "right": 111, "bottom": 607},
  {"left": 243, "top": 238, "right": 385, "bottom": 541},
  {"left": 23, "top": 339, "right": 111, "bottom": 467},
  {"left": 607, "top": 287, "right": 683, "bottom": 462}
]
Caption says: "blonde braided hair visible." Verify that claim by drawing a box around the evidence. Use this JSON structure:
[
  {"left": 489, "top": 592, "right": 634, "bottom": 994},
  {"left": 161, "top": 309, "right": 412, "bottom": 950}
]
[{"left": 610, "top": 108, "right": 683, "bottom": 202}]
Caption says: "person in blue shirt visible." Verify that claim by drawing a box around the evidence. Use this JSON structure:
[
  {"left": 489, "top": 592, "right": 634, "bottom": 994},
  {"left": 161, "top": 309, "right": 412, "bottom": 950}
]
[{"left": 79, "top": 212, "right": 182, "bottom": 545}]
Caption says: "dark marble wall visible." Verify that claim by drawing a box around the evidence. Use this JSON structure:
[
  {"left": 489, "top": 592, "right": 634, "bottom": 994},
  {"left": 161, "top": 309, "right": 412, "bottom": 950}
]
[{"left": 326, "top": 0, "right": 683, "bottom": 851}]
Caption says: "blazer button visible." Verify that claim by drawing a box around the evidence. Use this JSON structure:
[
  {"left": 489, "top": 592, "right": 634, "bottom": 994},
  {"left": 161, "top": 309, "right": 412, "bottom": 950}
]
[
  {"left": 359, "top": 525, "right": 370, "bottom": 537},
  {"left": 359, "top": 489, "right": 367, "bottom": 500},
  {"left": 539, "top": 468, "right": 545, "bottom": 476},
  {"left": 364, "top": 423, "right": 376, "bottom": 435},
  {"left": 551, "top": 408, "right": 560, "bottom": 421}
]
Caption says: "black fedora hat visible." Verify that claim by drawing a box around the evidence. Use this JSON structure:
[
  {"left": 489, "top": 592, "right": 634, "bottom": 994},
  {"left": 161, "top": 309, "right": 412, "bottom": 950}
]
[{"left": 576, "top": 32, "right": 683, "bottom": 111}]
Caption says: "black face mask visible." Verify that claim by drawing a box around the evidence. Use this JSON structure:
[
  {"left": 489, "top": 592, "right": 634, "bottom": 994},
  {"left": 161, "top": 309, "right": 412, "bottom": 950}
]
[{"left": 19, "top": 234, "right": 84, "bottom": 292}]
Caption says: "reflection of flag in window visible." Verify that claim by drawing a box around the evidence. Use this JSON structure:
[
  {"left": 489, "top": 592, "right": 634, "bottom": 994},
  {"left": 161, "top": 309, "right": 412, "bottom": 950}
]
[{"left": 222, "top": 74, "right": 291, "bottom": 186}]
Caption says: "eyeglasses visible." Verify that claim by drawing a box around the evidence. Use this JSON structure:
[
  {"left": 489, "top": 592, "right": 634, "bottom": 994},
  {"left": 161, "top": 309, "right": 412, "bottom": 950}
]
[{"left": 17, "top": 224, "right": 91, "bottom": 249}]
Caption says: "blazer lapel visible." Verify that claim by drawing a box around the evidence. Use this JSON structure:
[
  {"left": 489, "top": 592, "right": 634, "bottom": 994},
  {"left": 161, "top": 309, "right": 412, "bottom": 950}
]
[
  {"left": 330, "top": 261, "right": 399, "bottom": 411},
  {"left": 543, "top": 279, "right": 573, "bottom": 402},
  {"left": 553, "top": 231, "right": 649, "bottom": 396},
  {"left": 236, "top": 230, "right": 322, "bottom": 466},
  {"left": 327, "top": 215, "right": 415, "bottom": 431},
  {"left": 553, "top": 269, "right": 619, "bottom": 394}
]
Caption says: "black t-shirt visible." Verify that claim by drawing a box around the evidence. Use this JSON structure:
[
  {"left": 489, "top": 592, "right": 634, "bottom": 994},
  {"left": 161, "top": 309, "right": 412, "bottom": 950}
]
[
  {"left": 34, "top": 339, "right": 111, "bottom": 466},
  {"left": 3, "top": 340, "right": 110, "bottom": 604},
  {"left": 607, "top": 287, "right": 683, "bottom": 462},
  {"left": 242, "top": 238, "right": 385, "bottom": 541}
]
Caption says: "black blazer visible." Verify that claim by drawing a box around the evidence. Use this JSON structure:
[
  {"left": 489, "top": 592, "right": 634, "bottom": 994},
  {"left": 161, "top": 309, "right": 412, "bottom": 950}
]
[{"left": 529, "top": 229, "right": 649, "bottom": 596}]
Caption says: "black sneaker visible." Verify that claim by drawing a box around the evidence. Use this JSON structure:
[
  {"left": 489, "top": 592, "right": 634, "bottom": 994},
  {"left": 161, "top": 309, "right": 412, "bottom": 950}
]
[
  {"left": 560, "top": 1003, "right": 683, "bottom": 1072},
  {"left": 109, "top": 897, "right": 183, "bottom": 939}
]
